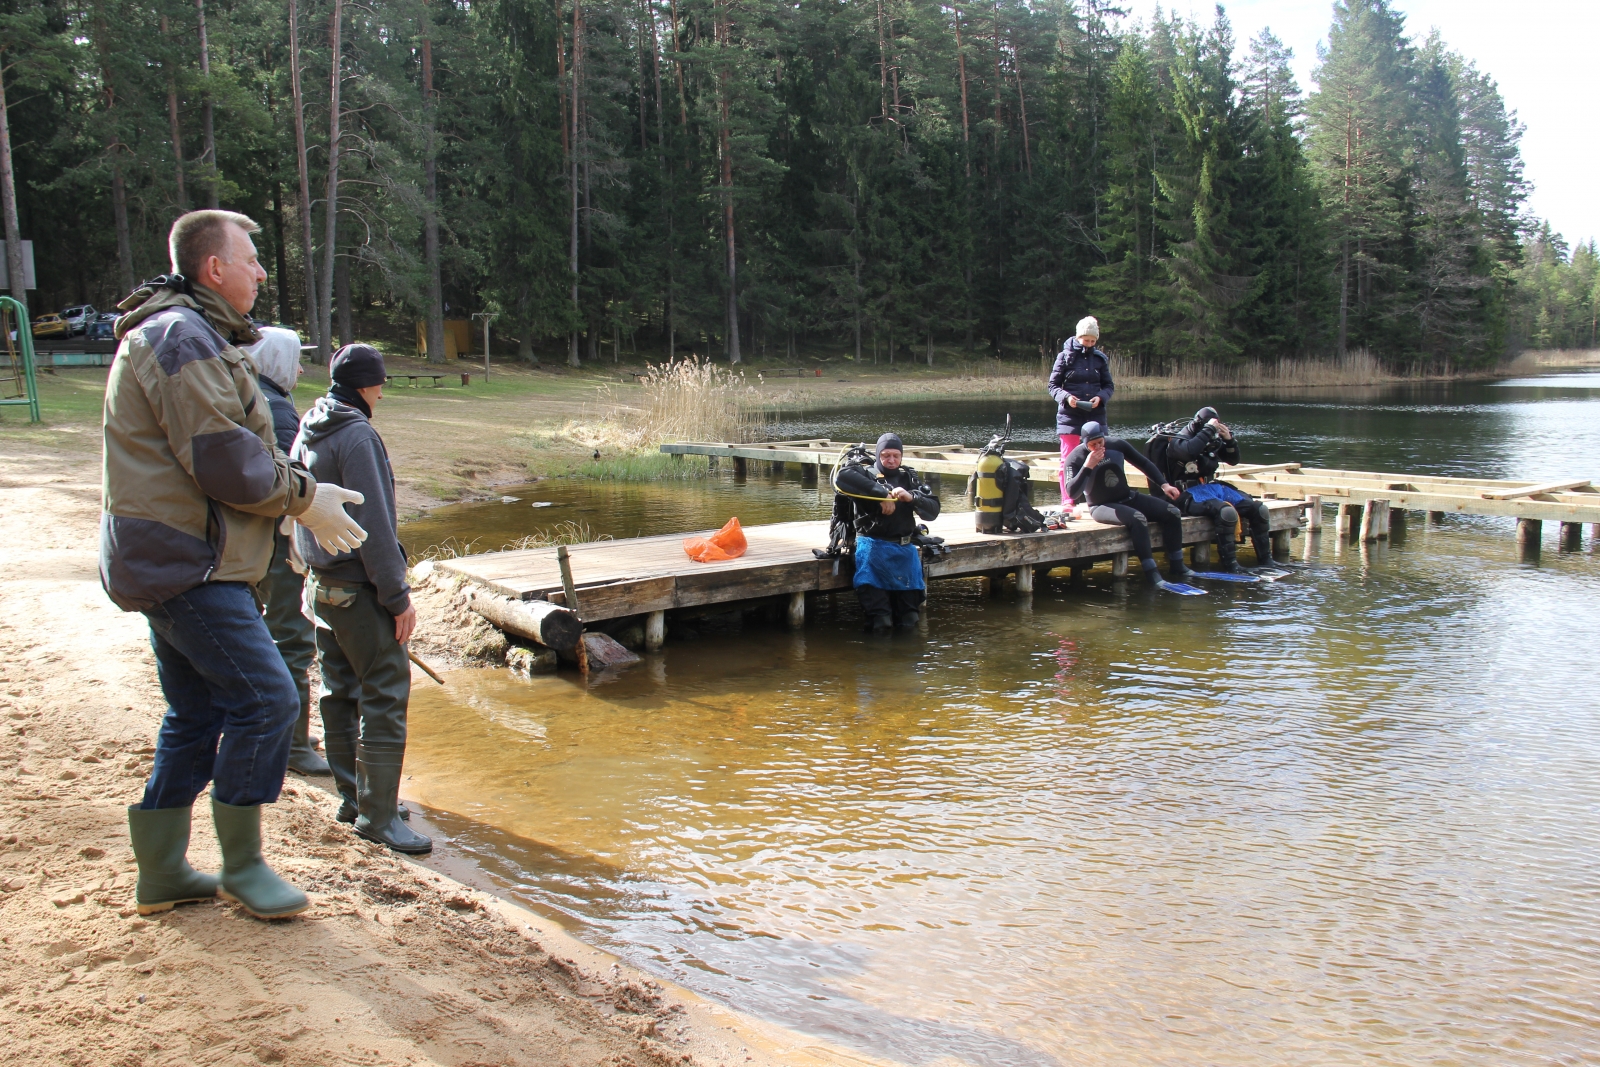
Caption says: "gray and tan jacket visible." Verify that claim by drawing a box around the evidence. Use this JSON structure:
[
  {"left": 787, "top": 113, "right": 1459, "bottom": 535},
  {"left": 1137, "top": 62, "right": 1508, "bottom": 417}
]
[{"left": 99, "top": 279, "right": 316, "bottom": 612}]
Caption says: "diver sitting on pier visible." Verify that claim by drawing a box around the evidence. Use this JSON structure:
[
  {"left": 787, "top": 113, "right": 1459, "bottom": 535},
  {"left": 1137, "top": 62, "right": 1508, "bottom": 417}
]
[
  {"left": 1064, "top": 422, "right": 1189, "bottom": 583},
  {"left": 1152, "top": 407, "right": 1272, "bottom": 572},
  {"left": 832, "top": 433, "right": 941, "bottom": 633}
]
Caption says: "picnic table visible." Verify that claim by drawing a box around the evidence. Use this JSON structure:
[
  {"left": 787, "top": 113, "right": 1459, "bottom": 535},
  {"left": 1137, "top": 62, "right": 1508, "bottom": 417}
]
[{"left": 386, "top": 373, "right": 446, "bottom": 387}]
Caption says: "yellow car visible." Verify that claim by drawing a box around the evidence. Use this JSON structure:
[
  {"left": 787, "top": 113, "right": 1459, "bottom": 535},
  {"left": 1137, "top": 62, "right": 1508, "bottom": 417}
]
[{"left": 31, "top": 313, "right": 67, "bottom": 339}]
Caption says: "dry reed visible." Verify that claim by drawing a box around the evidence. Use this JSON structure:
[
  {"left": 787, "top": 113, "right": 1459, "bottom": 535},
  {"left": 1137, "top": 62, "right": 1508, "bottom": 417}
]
[
  {"left": 565, "top": 356, "right": 770, "bottom": 453},
  {"left": 414, "top": 521, "right": 610, "bottom": 562}
]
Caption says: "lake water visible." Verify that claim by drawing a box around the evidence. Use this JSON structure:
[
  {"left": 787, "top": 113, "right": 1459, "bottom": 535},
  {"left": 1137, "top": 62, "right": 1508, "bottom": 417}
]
[{"left": 398, "top": 375, "right": 1600, "bottom": 1067}]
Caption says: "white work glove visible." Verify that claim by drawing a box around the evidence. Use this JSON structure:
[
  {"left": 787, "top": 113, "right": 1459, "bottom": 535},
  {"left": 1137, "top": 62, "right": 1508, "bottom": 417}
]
[{"left": 293, "top": 482, "right": 368, "bottom": 555}]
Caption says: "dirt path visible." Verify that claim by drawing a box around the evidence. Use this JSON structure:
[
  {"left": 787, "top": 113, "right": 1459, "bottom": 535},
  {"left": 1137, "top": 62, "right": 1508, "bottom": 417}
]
[{"left": 0, "top": 435, "right": 883, "bottom": 1067}]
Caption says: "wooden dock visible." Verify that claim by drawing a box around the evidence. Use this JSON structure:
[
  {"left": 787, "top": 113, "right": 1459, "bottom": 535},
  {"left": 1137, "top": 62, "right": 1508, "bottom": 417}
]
[
  {"left": 437, "top": 500, "right": 1309, "bottom": 650},
  {"left": 660, "top": 440, "right": 1600, "bottom": 549}
]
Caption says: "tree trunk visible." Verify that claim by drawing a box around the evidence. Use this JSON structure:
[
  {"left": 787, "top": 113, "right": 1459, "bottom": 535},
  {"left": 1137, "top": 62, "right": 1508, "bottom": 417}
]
[
  {"left": 568, "top": 0, "right": 582, "bottom": 367},
  {"left": 716, "top": 0, "right": 739, "bottom": 363},
  {"left": 272, "top": 182, "right": 290, "bottom": 323},
  {"left": 93, "top": 30, "right": 135, "bottom": 293},
  {"left": 319, "top": 0, "right": 342, "bottom": 364},
  {"left": 668, "top": 0, "right": 687, "bottom": 126},
  {"left": 288, "top": 0, "right": 320, "bottom": 354},
  {"left": 0, "top": 59, "right": 29, "bottom": 308},
  {"left": 421, "top": 15, "right": 445, "bottom": 365},
  {"left": 161, "top": 16, "right": 187, "bottom": 210},
  {"left": 953, "top": 5, "right": 970, "bottom": 178},
  {"left": 335, "top": 232, "right": 351, "bottom": 346},
  {"left": 196, "top": 0, "right": 217, "bottom": 208},
  {"left": 111, "top": 156, "right": 133, "bottom": 293}
]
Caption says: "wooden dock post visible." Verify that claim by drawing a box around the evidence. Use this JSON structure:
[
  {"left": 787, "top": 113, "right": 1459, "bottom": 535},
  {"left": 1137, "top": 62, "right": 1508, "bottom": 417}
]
[
  {"left": 772, "top": 460, "right": 786, "bottom": 474},
  {"left": 1112, "top": 552, "right": 1129, "bottom": 578},
  {"left": 1428, "top": 510, "right": 1446, "bottom": 524},
  {"left": 1191, "top": 541, "right": 1212, "bottom": 566},
  {"left": 801, "top": 463, "right": 819, "bottom": 485},
  {"left": 1270, "top": 530, "right": 1291, "bottom": 557},
  {"left": 1016, "top": 564, "right": 1034, "bottom": 594},
  {"left": 1389, "top": 508, "right": 1407, "bottom": 535},
  {"left": 786, "top": 591, "right": 806, "bottom": 629},
  {"left": 926, "top": 472, "right": 942, "bottom": 493},
  {"left": 1559, "top": 521, "right": 1582, "bottom": 551},
  {"left": 1360, "top": 498, "right": 1389, "bottom": 542},
  {"left": 1305, "top": 495, "right": 1322, "bottom": 531},
  {"left": 732, "top": 457, "right": 747, "bottom": 477},
  {"left": 1591, "top": 523, "right": 1600, "bottom": 544},
  {"left": 1517, "top": 517, "right": 1542, "bottom": 556},
  {"left": 1338, "top": 503, "right": 1360, "bottom": 538},
  {"left": 644, "top": 610, "right": 666, "bottom": 651}
]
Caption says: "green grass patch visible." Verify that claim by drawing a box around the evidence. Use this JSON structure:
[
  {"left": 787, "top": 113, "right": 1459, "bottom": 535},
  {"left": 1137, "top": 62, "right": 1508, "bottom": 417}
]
[{"left": 571, "top": 451, "right": 712, "bottom": 481}]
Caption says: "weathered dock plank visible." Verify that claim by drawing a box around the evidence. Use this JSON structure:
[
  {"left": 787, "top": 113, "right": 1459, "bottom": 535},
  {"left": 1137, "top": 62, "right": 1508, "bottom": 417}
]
[{"left": 436, "top": 501, "right": 1308, "bottom": 622}]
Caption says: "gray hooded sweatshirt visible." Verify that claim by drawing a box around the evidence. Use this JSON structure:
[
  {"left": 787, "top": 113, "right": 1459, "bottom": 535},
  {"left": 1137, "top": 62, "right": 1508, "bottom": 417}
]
[{"left": 290, "top": 396, "right": 410, "bottom": 615}]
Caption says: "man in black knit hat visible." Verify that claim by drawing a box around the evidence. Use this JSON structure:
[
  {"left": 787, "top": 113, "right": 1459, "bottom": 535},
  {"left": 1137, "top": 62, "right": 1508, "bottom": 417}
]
[
  {"left": 832, "top": 432, "right": 941, "bottom": 632},
  {"left": 291, "top": 344, "right": 430, "bottom": 853}
]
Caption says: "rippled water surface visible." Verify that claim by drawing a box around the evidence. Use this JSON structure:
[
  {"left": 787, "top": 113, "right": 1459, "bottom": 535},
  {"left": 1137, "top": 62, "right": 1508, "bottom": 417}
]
[{"left": 399, "top": 375, "right": 1600, "bottom": 1066}]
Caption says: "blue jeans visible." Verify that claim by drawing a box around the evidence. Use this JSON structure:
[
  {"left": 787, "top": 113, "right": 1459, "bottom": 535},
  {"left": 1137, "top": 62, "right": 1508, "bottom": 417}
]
[{"left": 139, "top": 581, "right": 299, "bottom": 809}]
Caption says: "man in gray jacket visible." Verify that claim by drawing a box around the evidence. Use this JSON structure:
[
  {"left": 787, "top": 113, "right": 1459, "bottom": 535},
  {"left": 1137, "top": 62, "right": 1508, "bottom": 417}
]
[
  {"left": 104, "top": 210, "right": 367, "bottom": 920},
  {"left": 292, "top": 344, "right": 429, "bottom": 854}
]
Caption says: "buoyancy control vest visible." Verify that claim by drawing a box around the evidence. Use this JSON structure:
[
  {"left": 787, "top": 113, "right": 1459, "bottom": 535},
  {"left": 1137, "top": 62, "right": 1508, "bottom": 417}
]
[{"left": 815, "top": 445, "right": 948, "bottom": 563}]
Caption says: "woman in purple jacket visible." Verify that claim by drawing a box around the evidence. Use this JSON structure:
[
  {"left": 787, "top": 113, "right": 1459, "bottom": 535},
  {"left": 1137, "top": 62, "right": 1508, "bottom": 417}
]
[{"left": 1047, "top": 316, "right": 1114, "bottom": 504}]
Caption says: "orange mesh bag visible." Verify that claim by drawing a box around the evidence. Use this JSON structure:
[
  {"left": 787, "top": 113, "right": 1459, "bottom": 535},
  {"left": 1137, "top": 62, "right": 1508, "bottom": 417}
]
[{"left": 683, "top": 517, "right": 747, "bottom": 562}]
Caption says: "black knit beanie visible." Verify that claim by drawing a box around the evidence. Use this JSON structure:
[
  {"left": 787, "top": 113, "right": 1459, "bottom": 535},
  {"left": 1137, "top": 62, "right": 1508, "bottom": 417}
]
[{"left": 329, "top": 344, "right": 387, "bottom": 389}]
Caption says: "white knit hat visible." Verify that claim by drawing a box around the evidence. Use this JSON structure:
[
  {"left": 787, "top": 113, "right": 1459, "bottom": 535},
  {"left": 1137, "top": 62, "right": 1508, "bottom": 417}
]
[{"left": 1075, "top": 316, "right": 1100, "bottom": 339}]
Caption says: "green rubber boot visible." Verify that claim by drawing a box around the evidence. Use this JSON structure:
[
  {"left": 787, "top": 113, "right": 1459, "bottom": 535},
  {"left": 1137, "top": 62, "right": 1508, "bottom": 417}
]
[
  {"left": 126, "top": 805, "right": 218, "bottom": 915},
  {"left": 211, "top": 800, "right": 310, "bottom": 919},
  {"left": 354, "top": 743, "right": 432, "bottom": 854}
]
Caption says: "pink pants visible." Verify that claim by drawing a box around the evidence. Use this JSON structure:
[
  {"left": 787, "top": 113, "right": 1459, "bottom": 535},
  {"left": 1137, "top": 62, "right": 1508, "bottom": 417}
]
[{"left": 1058, "top": 434, "right": 1081, "bottom": 504}]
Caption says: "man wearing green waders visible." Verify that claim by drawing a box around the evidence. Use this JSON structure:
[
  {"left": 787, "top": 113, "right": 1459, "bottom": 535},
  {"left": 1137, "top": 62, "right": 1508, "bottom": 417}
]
[
  {"left": 291, "top": 344, "right": 430, "bottom": 854},
  {"left": 832, "top": 433, "right": 941, "bottom": 633}
]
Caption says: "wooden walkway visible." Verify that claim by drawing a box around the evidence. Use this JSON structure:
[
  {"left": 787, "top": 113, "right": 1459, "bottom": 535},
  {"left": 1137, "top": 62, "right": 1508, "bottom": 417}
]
[
  {"left": 660, "top": 440, "right": 1600, "bottom": 527},
  {"left": 437, "top": 501, "right": 1309, "bottom": 643}
]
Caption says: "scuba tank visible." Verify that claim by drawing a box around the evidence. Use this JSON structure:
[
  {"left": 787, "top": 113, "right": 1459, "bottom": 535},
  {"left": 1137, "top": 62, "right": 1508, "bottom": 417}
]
[{"left": 973, "top": 415, "right": 1010, "bottom": 533}]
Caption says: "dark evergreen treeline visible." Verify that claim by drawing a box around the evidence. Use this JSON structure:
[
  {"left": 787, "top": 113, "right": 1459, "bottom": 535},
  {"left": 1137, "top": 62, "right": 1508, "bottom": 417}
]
[{"left": 0, "top": 0, "right": 1581, "bottom": 368}]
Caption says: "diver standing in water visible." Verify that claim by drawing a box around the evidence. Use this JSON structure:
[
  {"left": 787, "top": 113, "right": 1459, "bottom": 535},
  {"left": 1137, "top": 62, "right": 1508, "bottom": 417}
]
[
  {"left": 1064, "top": 422, "right": 1190, "bottom": 583},
  {"left": 1154, "top": 407, "right": 1273, "bottom": 571},
  {"left": 833, "top": 433, "right": 941, "bottom": 633}
]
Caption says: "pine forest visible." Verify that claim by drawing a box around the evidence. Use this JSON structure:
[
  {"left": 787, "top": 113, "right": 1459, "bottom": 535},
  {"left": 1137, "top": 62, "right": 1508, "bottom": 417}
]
[{"left": 1, "top": 0, "right": 1595, "bottom": 369}]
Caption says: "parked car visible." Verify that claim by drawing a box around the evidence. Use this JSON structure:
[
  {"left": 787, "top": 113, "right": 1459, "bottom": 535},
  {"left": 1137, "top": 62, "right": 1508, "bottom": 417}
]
[
  {"left": 86, "top": 312, "right": 119, "bottom": 342},
  {"left": 31, "top": 313, "right": 67, "bottom": 339},
  {"left": 61, "top": 305, "right": 98, "bottom": 336}
]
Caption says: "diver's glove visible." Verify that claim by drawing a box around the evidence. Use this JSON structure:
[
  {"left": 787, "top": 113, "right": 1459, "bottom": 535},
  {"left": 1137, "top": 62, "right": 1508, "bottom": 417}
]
[{"left": 290, "top": 483, "right": 368, "bottom": 554}]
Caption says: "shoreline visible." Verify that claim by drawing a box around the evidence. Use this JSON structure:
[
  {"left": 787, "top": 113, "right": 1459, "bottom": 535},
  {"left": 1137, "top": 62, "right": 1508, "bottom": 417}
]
[{"left": 0, "top": 437, "right": 897, "bottom": 1067}]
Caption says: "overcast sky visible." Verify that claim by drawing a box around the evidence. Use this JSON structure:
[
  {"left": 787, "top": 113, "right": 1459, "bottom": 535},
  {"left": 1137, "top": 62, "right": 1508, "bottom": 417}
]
[{"left": 1115, "top": 0, "right": 1599, "bottom": 248}]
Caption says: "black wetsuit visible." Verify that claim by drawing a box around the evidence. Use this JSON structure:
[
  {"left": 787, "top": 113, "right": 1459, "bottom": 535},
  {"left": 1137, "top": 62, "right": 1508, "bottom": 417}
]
[
  {"left": 1064, "top": 438, "right": 1185, "bottom": 572},
  {"left": 1165, "top": 420, "right": 1271, "bottom": 565},
  {"left": 835, "top": 461, "right": 941, "bottom": 624}
]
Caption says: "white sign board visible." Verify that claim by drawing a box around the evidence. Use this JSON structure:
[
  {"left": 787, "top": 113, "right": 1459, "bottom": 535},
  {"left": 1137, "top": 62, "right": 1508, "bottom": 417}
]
[{"left": 0, "top": 240, "right": 37, "bottom": 290}]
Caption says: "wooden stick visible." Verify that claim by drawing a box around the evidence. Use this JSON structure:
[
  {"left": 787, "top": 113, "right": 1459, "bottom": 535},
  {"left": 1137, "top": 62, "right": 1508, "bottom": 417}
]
[
  {"left": 407, "top": 649, "right": 445, "bottom": 685},
  {"left": 556, "top": 544, "right": 581, "bottom": 617}
]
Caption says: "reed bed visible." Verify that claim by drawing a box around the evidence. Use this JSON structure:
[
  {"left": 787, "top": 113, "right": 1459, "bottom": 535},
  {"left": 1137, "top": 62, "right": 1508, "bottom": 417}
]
[
  {"left": 565, "top": 356, "right": 770, "bottom": 454},
  {"left": 414, "top": 521, "right": 610, "bottom": 562},
  {"left": 579, "top": 452, "right": 712, "bottom": 482}
]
